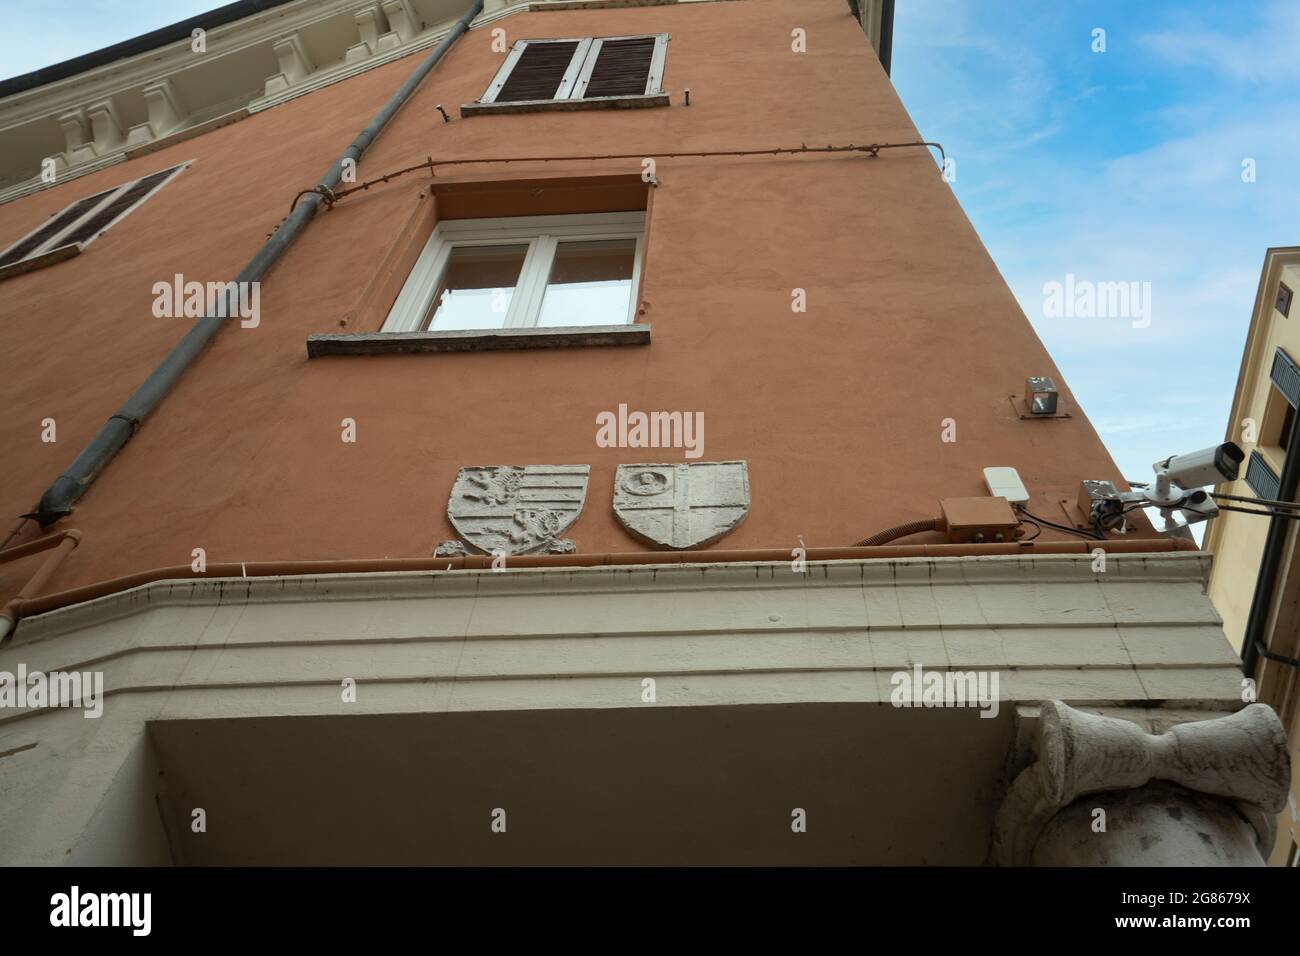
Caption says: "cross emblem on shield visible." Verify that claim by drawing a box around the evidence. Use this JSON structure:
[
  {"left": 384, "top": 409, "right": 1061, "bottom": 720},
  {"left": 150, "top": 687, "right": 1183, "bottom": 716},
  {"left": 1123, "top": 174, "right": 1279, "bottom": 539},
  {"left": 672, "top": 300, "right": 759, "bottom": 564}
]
[{"left": 612, "top": 461, "right": 749, "bottom": 549}]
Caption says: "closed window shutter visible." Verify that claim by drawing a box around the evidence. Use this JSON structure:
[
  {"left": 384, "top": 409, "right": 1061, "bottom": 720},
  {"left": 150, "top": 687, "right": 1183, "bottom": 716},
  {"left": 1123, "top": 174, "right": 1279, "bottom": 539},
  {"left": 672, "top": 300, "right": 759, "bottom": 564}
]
[
  {"left": 0, "top": 187, "right": 116, "bottom": 268},
  {"left": 584, "top": 37, "right": 656, "bottom": 97},
  {"left": 61, "top": 167, "right": 177, "bottom": 246},
  {"left": 497, "top": 41, "right": 581, "bottom": 102},
  {"left": 1246, "top": 450, "right": 1282, "bottom": 500},
  {"left": 1271, "top": 348, "right": 1300, "bottom": 409}
]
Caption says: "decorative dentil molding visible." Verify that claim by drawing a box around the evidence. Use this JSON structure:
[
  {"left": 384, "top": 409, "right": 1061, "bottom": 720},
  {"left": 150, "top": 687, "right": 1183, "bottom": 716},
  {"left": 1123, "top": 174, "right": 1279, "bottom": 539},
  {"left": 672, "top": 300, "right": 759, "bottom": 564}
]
[
  {"left": 0, "top": 1, "right": 780, "bottom": 206},
  {"left": 0, "top": 0, "right": 525, "bottom": 204}
]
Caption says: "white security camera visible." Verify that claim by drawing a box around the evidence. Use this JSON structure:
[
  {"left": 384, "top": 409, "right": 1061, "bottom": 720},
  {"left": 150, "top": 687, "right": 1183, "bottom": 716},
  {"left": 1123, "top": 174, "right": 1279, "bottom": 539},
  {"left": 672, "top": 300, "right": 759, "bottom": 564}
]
[
  {"left": 1148, "top": 442, "right": 1244, "bottom": 506},
  {"left": 1083, "top": 442, "right": 1245, "bottom": 538}
]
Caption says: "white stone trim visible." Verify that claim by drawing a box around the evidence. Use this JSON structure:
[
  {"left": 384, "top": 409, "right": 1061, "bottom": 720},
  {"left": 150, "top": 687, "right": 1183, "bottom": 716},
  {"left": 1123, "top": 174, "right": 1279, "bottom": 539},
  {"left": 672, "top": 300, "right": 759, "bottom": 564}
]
[
  {"left": 0, "top": 0, "right": 764, "bottom": 206},
  {"left": 0, "top": 0, "right": 487, "bottom": 203},
  {"left": 0, "top": 552, "right": 1245, "bottom": 728}
]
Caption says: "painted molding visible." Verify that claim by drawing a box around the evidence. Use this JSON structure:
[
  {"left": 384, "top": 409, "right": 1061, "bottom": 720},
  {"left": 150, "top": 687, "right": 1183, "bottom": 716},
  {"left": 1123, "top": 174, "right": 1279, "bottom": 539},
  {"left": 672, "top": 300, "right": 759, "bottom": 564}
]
[
  {"left": 0, "top": 552, "right": 1246, "bottom": 728},
  {"left": 0, "top": 0, "right": 492, "bottom": 202},
  {"left": 0, "top": 0, "right": 552, "bottom": 201},
  {"left": 0, "top": 0, "right": 780, "bottom": 206}
]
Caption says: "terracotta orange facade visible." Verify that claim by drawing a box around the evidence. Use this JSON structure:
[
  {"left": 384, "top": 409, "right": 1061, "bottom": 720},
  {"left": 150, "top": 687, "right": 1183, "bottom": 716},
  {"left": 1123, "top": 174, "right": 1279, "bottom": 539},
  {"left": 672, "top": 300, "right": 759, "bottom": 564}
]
[
  {"left": 2, "top": 0, "right": 1293, "bottom": 876},
  {"left": 0, "top": 0, "right": 1134, "bottom": 597}
]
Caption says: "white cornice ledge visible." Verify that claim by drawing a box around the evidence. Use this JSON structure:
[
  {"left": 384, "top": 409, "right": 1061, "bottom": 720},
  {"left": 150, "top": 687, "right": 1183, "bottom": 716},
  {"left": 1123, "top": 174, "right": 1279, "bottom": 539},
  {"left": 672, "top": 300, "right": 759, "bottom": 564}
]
[
  {"left": 0, "top": 0, "right": 509, "bottom": 204},
  {"left": 0, "top": 1, "right": 757, "bottom": 205},
  {"left": 13, "top": 551, "right": 1215, "bottom": 644}
]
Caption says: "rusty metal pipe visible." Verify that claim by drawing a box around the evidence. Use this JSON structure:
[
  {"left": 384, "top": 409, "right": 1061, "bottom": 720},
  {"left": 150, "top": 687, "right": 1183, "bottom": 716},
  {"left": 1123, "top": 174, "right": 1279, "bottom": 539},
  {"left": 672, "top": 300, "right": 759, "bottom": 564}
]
[
  {"left": 314, "top": 141, "right": 948, "bottom": 208},
  {"left": 0, "top": 529, "right": 82, "bottom": 640},
  {"left": 855, "top": 517, "right": 942, "bottom": 547},
  {"left": 0, "top": 528, "right": 79, "bottom": 565}
]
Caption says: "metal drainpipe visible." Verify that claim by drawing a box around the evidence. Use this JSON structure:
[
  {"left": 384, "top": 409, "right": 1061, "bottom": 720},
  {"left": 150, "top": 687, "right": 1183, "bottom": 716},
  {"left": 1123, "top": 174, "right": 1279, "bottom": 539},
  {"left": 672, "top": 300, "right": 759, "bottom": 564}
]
[
  {"left": 0, "top": 529, "right": 81, "bottom": 641},
  {"left": 1241, "top": 397, "right": 1300, "bottom": 678},
  {"left": 28, "top": 0, "right": 484, "bottom": 528}
]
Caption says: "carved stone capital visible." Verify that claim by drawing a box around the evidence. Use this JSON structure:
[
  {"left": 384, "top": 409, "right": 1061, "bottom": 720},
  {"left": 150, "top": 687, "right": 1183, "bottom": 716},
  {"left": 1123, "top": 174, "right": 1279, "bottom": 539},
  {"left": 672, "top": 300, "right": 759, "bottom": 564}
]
[{"left": 993, "top": 700, "right": 1290, "bottom": 865}]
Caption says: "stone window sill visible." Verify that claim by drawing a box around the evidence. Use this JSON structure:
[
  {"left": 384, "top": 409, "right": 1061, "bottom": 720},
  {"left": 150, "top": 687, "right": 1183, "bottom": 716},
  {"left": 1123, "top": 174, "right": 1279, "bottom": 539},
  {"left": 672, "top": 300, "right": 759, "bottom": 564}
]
[
  {"left": 460, "top": 93, "right": 669, "bottom": 117},
  {"left": 0, "top": 242, "right": 83, "bottom": 282},
  {"left": 306, "top": 323, "right": 650, "bottom": 357},
  {"left": 530, "top": 1, "right": 677, "bottom": 10}
]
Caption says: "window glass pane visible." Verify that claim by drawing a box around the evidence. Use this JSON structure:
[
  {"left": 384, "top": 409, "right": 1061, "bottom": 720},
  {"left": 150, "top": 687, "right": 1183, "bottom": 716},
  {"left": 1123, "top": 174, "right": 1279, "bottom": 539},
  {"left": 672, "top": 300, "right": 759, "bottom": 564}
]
[
  {"left": 536, "top": 238, "right": 636, "bottom": 327},
  {"left": 425, "top": 244, "right": 529, "bottom": 330}
]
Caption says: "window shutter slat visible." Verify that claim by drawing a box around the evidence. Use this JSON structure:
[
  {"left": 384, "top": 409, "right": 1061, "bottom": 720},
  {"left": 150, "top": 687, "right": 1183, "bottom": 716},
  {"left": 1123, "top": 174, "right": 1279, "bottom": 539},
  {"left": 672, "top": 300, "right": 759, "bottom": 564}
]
[
  {"left": 1246, "top": 450, "right": 1282, "bottom": 500},
  {"left": 584, "top": 37, "right": 656, "bottom": 98},
  {"left": 60, "top": 168, "right": 176, "bottom": 246},
  {"left": 0, "top": 187, "right": 116, "bottom": 268},
  {"left": 496, "top": 41, "right": 581, "bottom": 102},
  {"left": 1270, "top": 348, "right": 1300, "bottom": 409}
]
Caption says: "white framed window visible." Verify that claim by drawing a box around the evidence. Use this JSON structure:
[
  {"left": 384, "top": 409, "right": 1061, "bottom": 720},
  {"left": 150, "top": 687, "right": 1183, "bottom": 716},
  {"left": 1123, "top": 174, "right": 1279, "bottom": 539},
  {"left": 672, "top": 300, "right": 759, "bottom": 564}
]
[
  {"left": 382, "top": 212, "right": 646, "bottom": 333},
  {"left": 0, "top": 162, "right": 188, "bottom": 273},
  {"left": 480, "top": 34, "right": 669, "bottom": 105}
]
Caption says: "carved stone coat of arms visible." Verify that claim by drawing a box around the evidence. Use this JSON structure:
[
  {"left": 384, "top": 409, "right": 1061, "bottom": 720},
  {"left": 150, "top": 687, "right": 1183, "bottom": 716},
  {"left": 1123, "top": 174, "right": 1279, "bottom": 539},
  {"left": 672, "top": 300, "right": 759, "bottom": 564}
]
[
  {"left": 439, "top": 465, "right": 590, "bottom": 556},
  {"left": 613, "top": 461, "right": 749, "bottom": 550}
]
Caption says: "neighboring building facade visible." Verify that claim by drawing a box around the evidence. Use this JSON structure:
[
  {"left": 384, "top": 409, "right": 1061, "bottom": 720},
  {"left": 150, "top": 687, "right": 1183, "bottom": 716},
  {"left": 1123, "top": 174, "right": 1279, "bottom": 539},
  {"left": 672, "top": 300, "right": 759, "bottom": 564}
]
[
  {"left": 1205, "top": 246, "right": 1300, "bottom": 867},
  {"left": 0, "top": 0, "right": 1289, "bottom": 865}
]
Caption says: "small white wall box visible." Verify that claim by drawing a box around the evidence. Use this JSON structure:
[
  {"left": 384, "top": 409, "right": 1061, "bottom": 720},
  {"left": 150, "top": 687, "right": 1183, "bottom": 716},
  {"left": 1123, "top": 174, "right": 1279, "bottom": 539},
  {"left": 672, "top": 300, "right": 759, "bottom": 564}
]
[{"left": 983, "top": 467, "right": 1030, "bottom": 504}]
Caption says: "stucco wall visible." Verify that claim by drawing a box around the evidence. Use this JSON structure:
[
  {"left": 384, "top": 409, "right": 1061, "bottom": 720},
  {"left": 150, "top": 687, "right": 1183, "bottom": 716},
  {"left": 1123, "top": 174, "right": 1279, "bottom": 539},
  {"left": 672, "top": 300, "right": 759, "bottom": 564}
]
[{"left": 0, "top": 0, "right": 1139, "bottom": 601}]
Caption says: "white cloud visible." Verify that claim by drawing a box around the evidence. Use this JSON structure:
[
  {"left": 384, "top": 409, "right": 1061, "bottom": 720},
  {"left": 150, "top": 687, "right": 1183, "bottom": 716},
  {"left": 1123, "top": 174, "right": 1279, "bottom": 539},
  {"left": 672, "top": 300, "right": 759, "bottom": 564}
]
[
  {"left": 892, "top": 0, "right": 1297, "bottom": 485},
  {"left": 1140, "top": 0, "right": 1300, "bottom": 84}
]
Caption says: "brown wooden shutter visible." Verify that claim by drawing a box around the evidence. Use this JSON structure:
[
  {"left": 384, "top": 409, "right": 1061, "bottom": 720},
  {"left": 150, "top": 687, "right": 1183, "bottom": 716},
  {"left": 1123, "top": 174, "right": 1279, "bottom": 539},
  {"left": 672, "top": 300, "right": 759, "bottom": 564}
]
[
  {"left": 584, "top": 37, "right": 656, "bottom": 98},
  {"left": 0, "top": 186, "right": 117, "bottom": 268},
  {"left": 496, "top": 41, "right": 580, "bottom": 102}
]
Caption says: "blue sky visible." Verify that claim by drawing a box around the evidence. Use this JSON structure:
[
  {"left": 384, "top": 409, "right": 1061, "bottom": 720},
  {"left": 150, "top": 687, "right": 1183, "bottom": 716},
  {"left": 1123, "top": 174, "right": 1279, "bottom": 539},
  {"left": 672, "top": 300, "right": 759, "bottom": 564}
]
[
  {"left": 1, "top": 1, "right": 216, "bottom": 78},
  {"left": 892, "top": 0, "right": 1299, "bottom": 485},
  {"left": 3, "top": 1, "right": 1295, "bottom": 488}
]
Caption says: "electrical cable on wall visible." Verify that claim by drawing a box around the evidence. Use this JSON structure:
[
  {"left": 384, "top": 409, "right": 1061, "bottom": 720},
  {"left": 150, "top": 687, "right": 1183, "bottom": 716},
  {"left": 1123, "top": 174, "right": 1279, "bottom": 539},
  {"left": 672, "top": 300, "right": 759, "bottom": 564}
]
[{"left": 288, "top": 141, "right": 948, "bottom": 213}]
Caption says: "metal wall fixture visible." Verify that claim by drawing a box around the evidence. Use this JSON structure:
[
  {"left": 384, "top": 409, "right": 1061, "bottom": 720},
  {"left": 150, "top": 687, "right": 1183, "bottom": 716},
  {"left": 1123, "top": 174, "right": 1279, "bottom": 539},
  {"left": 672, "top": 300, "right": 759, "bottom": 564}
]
[{"left": 1025, "top": 376, "right": 1059, "bottom": 416}]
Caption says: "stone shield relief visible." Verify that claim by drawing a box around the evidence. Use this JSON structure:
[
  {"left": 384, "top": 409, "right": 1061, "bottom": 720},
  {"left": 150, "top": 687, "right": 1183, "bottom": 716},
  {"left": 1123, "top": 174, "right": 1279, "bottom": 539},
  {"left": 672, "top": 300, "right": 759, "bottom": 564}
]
[
  {"left": 613, "top": 461, "right": 750, "bottom": 550},
  {"left": 440, "top": 464, "right": 590, "bottom": 556}
]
